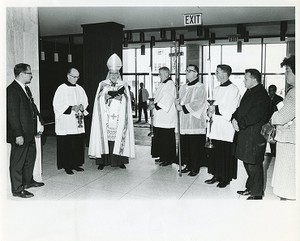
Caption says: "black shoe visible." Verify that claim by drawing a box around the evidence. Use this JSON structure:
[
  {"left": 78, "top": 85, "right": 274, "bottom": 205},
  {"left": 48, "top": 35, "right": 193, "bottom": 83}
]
[
  {"left": 247, "top": 195, "right": 263, "bottom": 200},
  {"left": 217, "top": 181, "right": 229, "bottom": 188},
  {"left": 188, "top": 171, "right": 199, "bottom": 176},
  {"left": 74, "top": 167, "right": 84, "bottom": 172},
  {"left": 134, "top": 120, "right": 141, "bottom": 124},
  {"left": 119, "top": 164, "right": 126, "bottom": 169},
  {"left": 237, "top": 189, "right": 251, "bottom": 196},
  {"left": 155, "top": 158, "right": 161, "bottom": 163},
  {"left": 181, "top": 167, "right": 190, "bottom": 173},
  {"left": 97, "top": 164, "right": 105, "bottom": 170},
  {"left": 65, "top": 169, "right": 74, "bottom": 175},
  {"left": 204, "top": 176, "right": 218, "bottom": 184},
  {"left": 13, "top": 190, "right": 34, "bottom": 198},
  {"left": 160, "top": 162, "right": 172, "bottom": 167},
  {"left": 23, "top": 180, "right": 45, "bottom": 189}
]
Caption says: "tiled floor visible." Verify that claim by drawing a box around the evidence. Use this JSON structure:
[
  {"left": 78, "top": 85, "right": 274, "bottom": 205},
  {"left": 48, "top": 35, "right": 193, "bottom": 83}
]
[{"left": 7, "top": 131, "right": 279, "bottom": 201}]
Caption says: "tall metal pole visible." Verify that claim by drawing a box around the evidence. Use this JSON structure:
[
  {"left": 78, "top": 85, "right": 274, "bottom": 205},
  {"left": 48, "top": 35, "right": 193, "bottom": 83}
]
[
  {"left": 148, "top": 42, "right": 154, "bottom": 137},
  {"left": 176, "top": 42, "right": 182, "bottom": 176},
  {"left": 170, "top": 41, "right": 183, "bottom": 176}
]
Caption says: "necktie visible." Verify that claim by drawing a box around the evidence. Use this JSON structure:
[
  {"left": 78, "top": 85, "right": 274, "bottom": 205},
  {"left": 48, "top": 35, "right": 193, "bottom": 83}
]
[
  {"left": 25, "top": 85, "right": 44, "bottom": 124},
  {"left": 25, "top": 85, "right": 36, "bottom": 117},
  {"left": 25, "top": 85, "right": 34, "bottom": 103}
]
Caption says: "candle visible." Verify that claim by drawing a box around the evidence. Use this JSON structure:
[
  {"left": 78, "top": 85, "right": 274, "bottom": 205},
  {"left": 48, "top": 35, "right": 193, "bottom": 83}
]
[
  {"left": 207, "top": 58, "right": 211, "bottom": 100},
  {"left": 210, "top": 75, "right": 214, "bottom": 100},
  {"left": 149, "top": 66, "right": 153, "bottom": 98}
]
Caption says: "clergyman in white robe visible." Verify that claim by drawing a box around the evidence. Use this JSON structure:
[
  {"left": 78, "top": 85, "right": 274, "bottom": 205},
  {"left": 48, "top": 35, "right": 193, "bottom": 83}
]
[{"left": 88, "top": 54, "right": 135, "bottom": 169}]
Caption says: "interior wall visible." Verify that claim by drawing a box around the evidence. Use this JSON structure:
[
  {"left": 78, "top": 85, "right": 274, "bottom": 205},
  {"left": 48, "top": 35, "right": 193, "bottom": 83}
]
[
  {"left": 39, "top": 41, "right": 83, "bottom": 124},
  {"left": 6, "top": 7, "right": 42, "bottom": 179}
]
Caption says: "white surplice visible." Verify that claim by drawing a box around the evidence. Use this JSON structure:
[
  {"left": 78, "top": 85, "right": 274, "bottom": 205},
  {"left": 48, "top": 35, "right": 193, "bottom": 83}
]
[{"left": 53, "top": 83, "right": 88, "bottom": 135}]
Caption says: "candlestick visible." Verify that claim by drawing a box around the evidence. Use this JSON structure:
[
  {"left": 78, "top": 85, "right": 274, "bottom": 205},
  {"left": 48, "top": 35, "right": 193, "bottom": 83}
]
[{"left": 75, "top": 111, "right": 84, "bottom": 128}]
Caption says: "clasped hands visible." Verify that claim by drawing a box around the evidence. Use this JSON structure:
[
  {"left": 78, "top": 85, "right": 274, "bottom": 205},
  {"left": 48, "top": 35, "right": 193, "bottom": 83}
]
[
  {"left": 72, "top": 104, "right": 84, "bottom": 113},
  {"left": 207, "top": 105, "right": 215, "bottom": 118},
  {"left": 148, "top": 101, "right": 155, "bottom": 111},
  {"left": 175, "top": 99, "right": 183, "bottom": 111}
]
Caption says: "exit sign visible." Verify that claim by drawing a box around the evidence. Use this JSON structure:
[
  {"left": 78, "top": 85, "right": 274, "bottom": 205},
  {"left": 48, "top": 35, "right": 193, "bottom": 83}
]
[{"left": 183, "top": 13, "right": 202, "bottom": 26}]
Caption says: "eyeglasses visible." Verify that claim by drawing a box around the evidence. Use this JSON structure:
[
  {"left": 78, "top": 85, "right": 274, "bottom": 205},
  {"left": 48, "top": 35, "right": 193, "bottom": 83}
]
[
  {"left": 69, "top": 74, "right": 80, "bottom": 79},
  {"left": 185, "top": 69, "right": 197, "bottom": 73},
  {"left": 109, "top": 72, "right": 119, "bottom": 76},
  {"left": 23, "top": 72, "right": 32, "bottom": 75}
]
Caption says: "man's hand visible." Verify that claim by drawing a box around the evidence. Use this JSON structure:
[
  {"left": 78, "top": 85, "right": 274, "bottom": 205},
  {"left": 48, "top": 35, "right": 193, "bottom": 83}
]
[
  {"left": 114, "top": 95, "right": 122, "bottom": 101},
  {"left": 72, "top": 105, "right": 80, "bottom": 113},
  {"left": 16, "top": 136, "right": 24, "bottom": 146},
  {"left": 37, "top": 125, "right": 44, "bottom": 136},
  {"left": 207, "top": 105, "right": 215, "bottom": 118},
  {"left": 79, "top": 104, "right": 84, "bottom": 112},
  {"left": 232, "top": 118, "right": 240, "bottom": 132},
  {"left": 175, "top": 99, "right": 182, "bottom": 111},
  {"left": 148, "top": 102, "right": 155, "bottom": 110}
]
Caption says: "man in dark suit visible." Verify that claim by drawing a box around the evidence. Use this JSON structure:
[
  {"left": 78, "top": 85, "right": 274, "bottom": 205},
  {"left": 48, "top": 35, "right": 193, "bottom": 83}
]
[
  {"left": 268, "top": 84, "right": 283, "bottom": 115},
  {"left": 232, "top": 69, "right": 270, "bottom": 200},
  {"left": 135, "top": 82, "right": 149, "bottom": 123},
  {"left": 268, "top": 85, "right": 283, "bottom": 157},
  {"left": 7, "top": 63, "right": 45, "bottom": 198}
]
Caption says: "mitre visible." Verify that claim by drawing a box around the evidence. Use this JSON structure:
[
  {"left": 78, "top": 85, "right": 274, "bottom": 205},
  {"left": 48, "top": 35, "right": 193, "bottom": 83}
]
[{"left": 107, "top": 53, "right": 122, "bottom": 71}]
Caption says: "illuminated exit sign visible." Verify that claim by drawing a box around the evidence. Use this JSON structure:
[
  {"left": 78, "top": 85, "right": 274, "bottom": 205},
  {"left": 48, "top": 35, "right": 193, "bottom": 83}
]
[{"left": 183, "top": 13, "right": 202, "bottom": 26}]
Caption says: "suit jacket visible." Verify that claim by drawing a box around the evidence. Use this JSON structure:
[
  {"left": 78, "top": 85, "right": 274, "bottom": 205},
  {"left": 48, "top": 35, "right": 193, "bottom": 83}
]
[
  {"left": 138, "top": 88, "right": 149, "bottom": 103},
  {"left": 271, "top": 87, "right": 295, "bottom": 144},
  {"left": 7, "top": 80, "right": 36, "bottom": 143},
  {"left": 268, "top": 94, "right": 283, "bottom": 119},
  {"left": 232, "top": 84, "right": 270, "bottom": 164}
]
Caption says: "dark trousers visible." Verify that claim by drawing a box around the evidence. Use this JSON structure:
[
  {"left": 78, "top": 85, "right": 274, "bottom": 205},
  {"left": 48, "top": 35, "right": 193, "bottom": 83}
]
[
  {"left": 243, "top": 162, "right": 264, "bottom": 196},
  {"left": 151, "top": 127, "right": 176, "bottom": 164},
  {"left": 206, "top": 140, "right": 237, "bottom": 182},
  {"left": 9, "top": 138, "right": 36, "bottom": 193},
  {"left": 180, "top": 134, "right": 207, "bottom": 173},
  {"left": 57, "top": 134, "right": 85, "bottom": 170},
  {"left": 270, "top": 143, "right": 276, "bottom": 157},
  {"left": 138, "top": 101, "right": 148, "bottom": 122}
]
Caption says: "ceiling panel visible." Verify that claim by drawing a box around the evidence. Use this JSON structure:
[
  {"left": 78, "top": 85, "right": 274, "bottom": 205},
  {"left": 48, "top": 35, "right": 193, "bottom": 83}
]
[{"left": 38, "top": 6, "right": 295, "bottom": 36}]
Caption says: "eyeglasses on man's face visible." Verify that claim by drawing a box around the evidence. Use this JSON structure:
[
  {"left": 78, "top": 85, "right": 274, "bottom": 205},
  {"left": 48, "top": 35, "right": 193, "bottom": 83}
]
[
  {"left": 23, "top": 72, "right": 32, "bottom": 76},
  {"left": 185, "top": 69, "right": 197, "bottom": 73},
  {"left": 109, "top": 72, "right": 119, "bottom": 76},
  {"left": 69, "top": 74, "right": 80, "bottom": 79}
]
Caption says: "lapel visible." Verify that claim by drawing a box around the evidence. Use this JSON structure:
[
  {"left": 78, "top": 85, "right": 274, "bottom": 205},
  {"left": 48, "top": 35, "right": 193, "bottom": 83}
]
[
  {"left": 12, "top": 80, "right": 35, "bottom": 116},
  {"left": 12, "top": 80, "right": 30, "bottom": 101}
]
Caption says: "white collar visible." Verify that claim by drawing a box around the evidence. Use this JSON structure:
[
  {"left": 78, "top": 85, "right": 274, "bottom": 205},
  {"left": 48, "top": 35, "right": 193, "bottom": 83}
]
[{"left": 15, "top": 79, "right": 26, "bottom": 88}]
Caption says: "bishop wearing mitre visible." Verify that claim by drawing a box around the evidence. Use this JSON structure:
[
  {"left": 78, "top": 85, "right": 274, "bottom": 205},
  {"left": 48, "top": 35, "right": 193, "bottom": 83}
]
[{"left": 88, "top": 53, "right": 135, "bottom": 170}]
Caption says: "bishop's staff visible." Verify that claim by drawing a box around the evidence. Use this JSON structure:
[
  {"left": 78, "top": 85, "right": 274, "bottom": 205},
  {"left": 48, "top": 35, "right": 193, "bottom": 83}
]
[{"left": 170, "top": 41, "right": 183, "bottom": 176}]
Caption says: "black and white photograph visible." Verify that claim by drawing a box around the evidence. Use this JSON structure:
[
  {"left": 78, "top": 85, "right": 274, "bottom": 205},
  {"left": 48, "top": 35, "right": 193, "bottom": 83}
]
[{"left": 1, "top": 1, "right": 299, "bottom": 240}]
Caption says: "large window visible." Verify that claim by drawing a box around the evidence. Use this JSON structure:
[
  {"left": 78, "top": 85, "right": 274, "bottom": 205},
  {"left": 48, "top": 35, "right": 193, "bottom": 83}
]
[
  {"left": 203, "top": 42, "right": 287, "bottom": 97},
  {"left": 123, "top": 46, "right": 186, "bottom": 100},
  {"left": 265, "top": 44, "right": 286, "bottom": 97},
  {"left": 123, "top": 41, "right": 287, "bottom": 107}
]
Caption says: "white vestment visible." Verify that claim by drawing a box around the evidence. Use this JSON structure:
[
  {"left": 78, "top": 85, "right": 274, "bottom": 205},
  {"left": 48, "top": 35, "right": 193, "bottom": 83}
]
[
  {"left": 208, "top": 82, "right": 241, "bottom": 142},
  {"left": 53, "top": 83, "right": 88, "bottom": 135},
  {"left": 153, "top": 79, "right": 177, "bottom": 129},
  {"left": 88, "top": 79, "right": 135, "bottom": 158},
  {"left": 179, "top": 81, "right": 207, "bottom": 135}
]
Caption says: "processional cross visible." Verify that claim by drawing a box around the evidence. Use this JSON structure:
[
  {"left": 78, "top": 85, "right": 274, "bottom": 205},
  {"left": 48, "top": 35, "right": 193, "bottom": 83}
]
[{"left": 169, "top": 42, "right": 184, "bottom": 176}]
